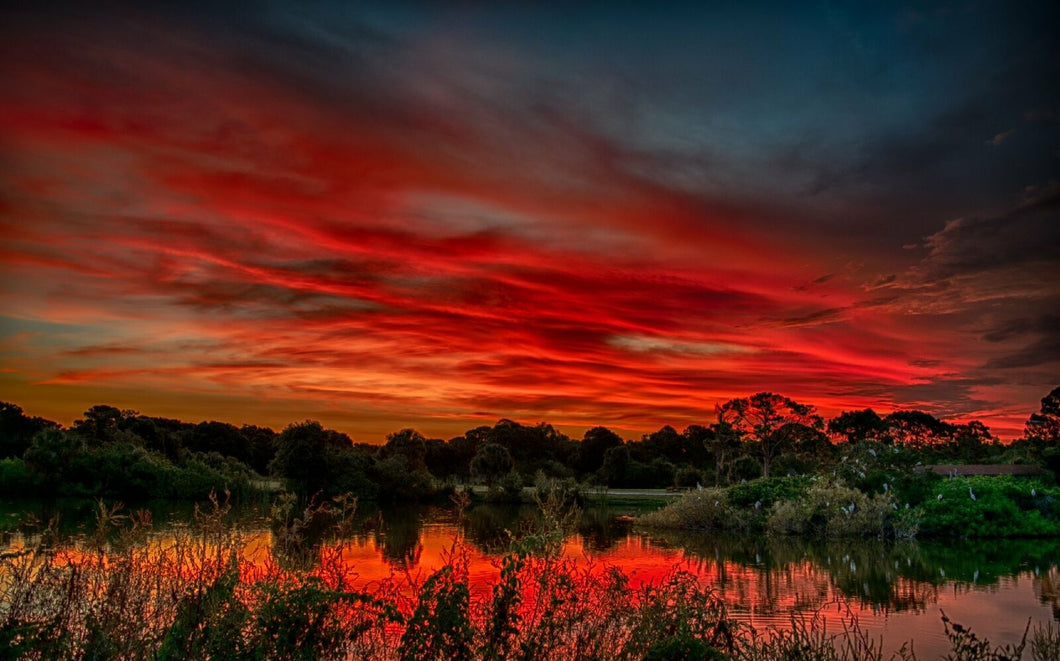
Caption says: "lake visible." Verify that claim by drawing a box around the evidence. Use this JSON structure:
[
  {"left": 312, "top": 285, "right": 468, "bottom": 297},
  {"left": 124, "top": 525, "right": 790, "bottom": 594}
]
[{"left": 3, "top": 497, "right": 1058, "bottom": 658}]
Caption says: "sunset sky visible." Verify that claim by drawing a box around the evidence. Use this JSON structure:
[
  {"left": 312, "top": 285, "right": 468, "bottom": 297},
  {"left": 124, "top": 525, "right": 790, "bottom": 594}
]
[{"left": 1, "top": 2, "right": 1057, "bottom": 441}]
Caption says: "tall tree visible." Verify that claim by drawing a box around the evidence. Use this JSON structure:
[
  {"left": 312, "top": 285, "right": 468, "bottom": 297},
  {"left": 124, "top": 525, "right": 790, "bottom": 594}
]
[
  {"left": 717, "top": 392, "right": 822, "bottom": 478},
  {"left": 0, "top": 402, "right": 58, "bottom": 459},
  {"left": 704, "top": 421, "right": 741, "bottom": 485},
  {"left": 1025, "top": 386, "right": 1060, "bottom": 442},
  {"left": 884, "top": 410, "right": 953, "bottom": 448},
  {"left": 269, "top": 421, "right": 352, "bottom": 496},
  {"left": 469, "top": 443, "right": 514, "bottom": 487},
  {"left": 827, "top": 409, "right": 886, "bottom": 444},
  {"left": 575, "top": 426, "right": 623, "bottom": 475},
  {"left": 379, "top": 428, "right": 429, "bottom": 474}
]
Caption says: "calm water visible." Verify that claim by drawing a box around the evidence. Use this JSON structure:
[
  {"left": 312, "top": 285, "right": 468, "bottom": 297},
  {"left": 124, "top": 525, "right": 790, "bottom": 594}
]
[{"left": 4, "top": 498, "right": 1058, "bottom": 658}]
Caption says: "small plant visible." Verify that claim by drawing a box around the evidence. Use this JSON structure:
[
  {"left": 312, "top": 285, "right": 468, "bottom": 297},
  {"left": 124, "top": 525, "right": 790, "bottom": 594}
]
[{"left": 940, "top": 609, "right": 1028, "bottom": 661}]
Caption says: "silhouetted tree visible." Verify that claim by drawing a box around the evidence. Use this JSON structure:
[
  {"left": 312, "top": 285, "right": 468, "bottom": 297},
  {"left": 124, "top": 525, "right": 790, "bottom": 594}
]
[
  {"left": 883, "top": 410, "right": 954, "bottom": 448},
  {"left": 240, "top": 424, "right": 277, "bottom": 474},
  {"left": 945, "top": 420, "right": 998, "bottom": 463},
  {"left": 601, "top": 445, "right": 630, "bottom": 487},
  {"left": 187, "top": 421, "right": 251, "bottom": 464},
  {"left": 484, "top": 419, "right": 574, "bottom": 475},
  {"left": 717, "top": 392, "right": 822, "bottom": 478},
  {"left": 0, "top": 402, "right": 58, "bottom": 459},
  {"left": 72, "top": 405, "right": 129, "bottom": 447},
  {"left": 777, "top": 422, "right": 834, "bottom": 474},
  {"left": 640, "top": 425, "right": 708, "bottom": 466},
  {"left": 705, "top": 421, "right": 742, "bottom": 485},
  {"left": 1026, "top": 387, "right": 1060, "bottom": 442},
  {"left": 827, "top": 409, "right": 887, "bottom": 444},
  {"left": 23, "top": 428, "right": 80, "bottom": 494},
  {"left": 469, "top": 443, "right": 514, "bottom": 487},
  {"left": 269, "top": 421, "right": 354, "bottom": 496},
  {"left": 575, "top": 426, "right": 623, "bottom": 474},
  {"left": 379, "top": 428, "right": 429, "bottom": 474},
  {"left": 424, "top": 438, "right": 463, "bottom": 480}
]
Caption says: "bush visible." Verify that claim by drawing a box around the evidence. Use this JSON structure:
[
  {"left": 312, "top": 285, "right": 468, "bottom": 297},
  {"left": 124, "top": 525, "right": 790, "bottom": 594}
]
[
  {"left": 674, "top": 466, "right": 704, "bottom": 489},
  {"left": 730, "top": 456, "right": 762, "bottom": 482},
  {"left": 766, "top": 484, "right": 914, "bottom": 539},
  {"left": 638, "top": 488, "right": 748, "bottom": 532},
  {"left": 533, "top": 473, "right": 581, "bottom": 509},
  {"left": 727, "top": 476, "right": 810, "bottom": 509},
  {"left": 0, "top": 457, "right": 38, "bottom": 495},
  {"left": 484, "top": 471, "right": 525, "bottom": 503},
  {"left": 918, "top": 476, "right": 1060, "bottom": 537}
]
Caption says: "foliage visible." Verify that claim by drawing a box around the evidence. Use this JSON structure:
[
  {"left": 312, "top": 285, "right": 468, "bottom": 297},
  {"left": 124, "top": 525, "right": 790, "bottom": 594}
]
[
  {"left": 4, "top": 494, "right": 1060, "bottom": 660},
  {"left": 1024, "top": 386, "right": 1060, "bottom": 442},
  {"left": 637, "top": 488, "right": 747, "bottom": 532},
  {"left": 470, "top": 443, "right": 515, "bottom": 487},
  {"left": 484, "top": 471, "right": 525, "bottom": 503},
  {"left": 766, "top": 483, "right": 916, "bottom": 539},
  {"left": 917, "top": 476, "right": 1060, "bottom": 538},
  {"left": 675, "top": 465, "right": 704, "bottom": 489},
  {"left": 727, "top": 476, "right": 811, "bottom": 509},
  {"left": 532, "top": 473, "right": 582, "bottom": 509},
  {"left": 0, "top": 402, "right": 58, "bottom": 460},
  {"left": 0, "top": 458, "right": 37, "bottom": 494},
  {"left": 2, "top": 385, "right": 1059, "bottom": 506},
  {"left": 718, "top": 392, "right": 823, "bottom": 478},
  {"left": 400, "top": 565, "right": 474, "bottom": 660}
]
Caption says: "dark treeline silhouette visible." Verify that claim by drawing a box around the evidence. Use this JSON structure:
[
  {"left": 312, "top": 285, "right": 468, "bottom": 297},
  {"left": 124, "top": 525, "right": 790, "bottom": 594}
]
[{"left": 0, "top": 387, "right": 1057, "bottom": 501}]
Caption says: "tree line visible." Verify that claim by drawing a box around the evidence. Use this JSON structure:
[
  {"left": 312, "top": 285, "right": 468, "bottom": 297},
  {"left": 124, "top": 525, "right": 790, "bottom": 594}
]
[{"left": 0, "top": 387, "right": 1057, "bottom": 501}]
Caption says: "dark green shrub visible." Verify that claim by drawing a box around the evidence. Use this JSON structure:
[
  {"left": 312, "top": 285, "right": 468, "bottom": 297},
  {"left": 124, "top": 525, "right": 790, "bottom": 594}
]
[
  {"left": 727, "top": 476, "right": 810, "bottom": 509},
  {"left": 675, "top": 466, "right": 704, "bottom": 489},
  {"left": 918, "top": 477, "right": 1060, "bottom": 537},
  {"left": 0, "top": 457, "right": 38, "bottom": 495}
]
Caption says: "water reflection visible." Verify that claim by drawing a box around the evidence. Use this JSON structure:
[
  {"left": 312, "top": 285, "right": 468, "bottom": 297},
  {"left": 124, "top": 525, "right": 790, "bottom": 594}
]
[
  {"left": 3, "top": 497, "right": 1057, "bottom": 654},
  {"left": 644, "top": 529, "right": 1060, "bottom": 612}
]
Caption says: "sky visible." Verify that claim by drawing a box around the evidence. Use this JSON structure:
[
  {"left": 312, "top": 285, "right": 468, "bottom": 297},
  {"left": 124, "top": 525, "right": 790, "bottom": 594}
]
[{"left": 1, "top": 1, "right": 1057, "bottom": 442}]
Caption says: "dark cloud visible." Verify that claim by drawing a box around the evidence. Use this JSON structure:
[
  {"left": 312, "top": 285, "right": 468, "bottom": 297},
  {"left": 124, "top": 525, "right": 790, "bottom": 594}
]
[
  {"left": 984, "top": 333, "right": 1060, "bottom": 370},
  {"left": 915, "top": 192, "right": 1060, "bottom": 280},
  {"left": 983, "top": 314, "right": 1059, "bottom": 343}
]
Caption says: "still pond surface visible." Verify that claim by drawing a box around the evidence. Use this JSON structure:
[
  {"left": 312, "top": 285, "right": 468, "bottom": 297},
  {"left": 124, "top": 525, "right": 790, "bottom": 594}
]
[{"left": 4, "top": 498, "right": 1058, "bottom": 658}]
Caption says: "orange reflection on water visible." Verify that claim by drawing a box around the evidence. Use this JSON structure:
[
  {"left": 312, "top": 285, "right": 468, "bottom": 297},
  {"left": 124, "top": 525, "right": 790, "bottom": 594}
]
[{"left": 3, "top": 516, "right": 1056, "bottom": 659}]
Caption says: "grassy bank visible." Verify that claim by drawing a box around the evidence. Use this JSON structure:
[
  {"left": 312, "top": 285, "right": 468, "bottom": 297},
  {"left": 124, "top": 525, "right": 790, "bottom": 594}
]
[
  {"left": 2, "top": 494, "right": 1059, "bottom": 660},
  {"left": 638, "top": 475, "right": 1060, "bottom": 539}
]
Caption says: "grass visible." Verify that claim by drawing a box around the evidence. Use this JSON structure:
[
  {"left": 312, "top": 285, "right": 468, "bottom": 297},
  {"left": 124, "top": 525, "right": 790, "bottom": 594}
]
[
  {"left": 1, "top": 492, "right": 1058, "bottom": 660},
  {"left": 639, "top": 475, "right": 1060, "bottom": 540}
]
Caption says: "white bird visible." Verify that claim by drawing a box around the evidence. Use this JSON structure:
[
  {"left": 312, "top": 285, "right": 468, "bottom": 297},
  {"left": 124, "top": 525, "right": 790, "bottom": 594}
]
[
  {"left": 892, "top": 503, "right": 898, "bottom": 510},
  {"left": 969, "top": 487, "right": 976, "bottom": 501},
  {"left": 868, "top": 448, "right": 877, "bottom": 457},
  {"left": 1032, "top": 489, "right": 1038, "bottom": 498},
  {"left": 697, "top": 482, "right": 703, "bottom": 490},
  {"left": 938, "top": 493, "right": 943, "bottom": 501},
  {"left": 883, "top": 482, "right": 889, "bottom": 492},
  {"left": 754, "top": 500, "right": 762, "bottom": 510}
]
